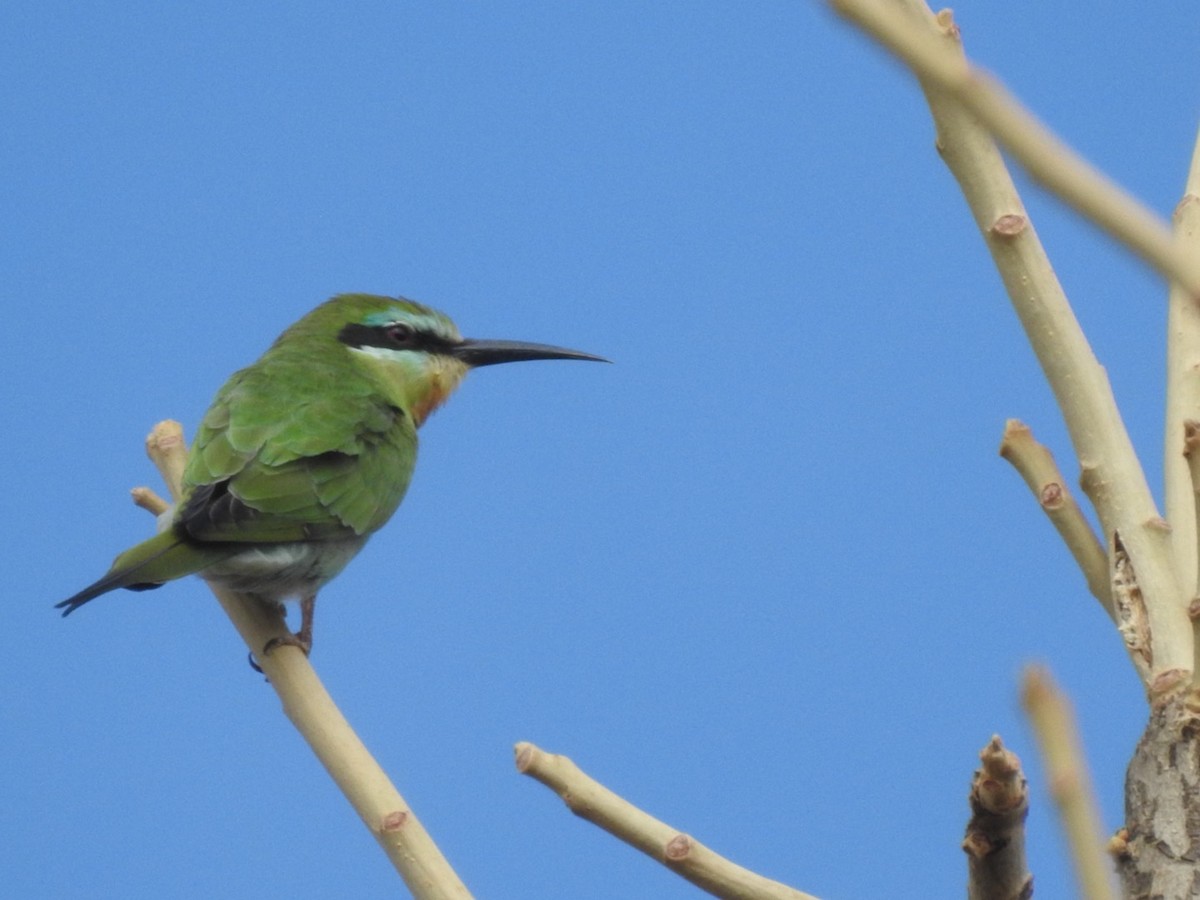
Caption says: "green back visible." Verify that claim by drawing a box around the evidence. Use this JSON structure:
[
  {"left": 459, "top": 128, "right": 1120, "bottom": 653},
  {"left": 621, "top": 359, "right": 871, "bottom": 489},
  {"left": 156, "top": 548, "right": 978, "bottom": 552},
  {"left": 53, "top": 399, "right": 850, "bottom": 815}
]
[{"left": 180, "top": 324, "right": 419, "bottom": 544}]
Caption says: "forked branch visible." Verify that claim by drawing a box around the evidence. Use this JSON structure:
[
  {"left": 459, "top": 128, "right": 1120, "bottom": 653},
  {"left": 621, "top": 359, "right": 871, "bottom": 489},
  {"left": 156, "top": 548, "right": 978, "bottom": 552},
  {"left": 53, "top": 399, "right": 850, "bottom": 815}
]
[
  {"left": 826, "top": 0, "right": 1200, "bottom": 297},
  {"left": 826, "top": 0, "right": 1192, "bottom": 688}
]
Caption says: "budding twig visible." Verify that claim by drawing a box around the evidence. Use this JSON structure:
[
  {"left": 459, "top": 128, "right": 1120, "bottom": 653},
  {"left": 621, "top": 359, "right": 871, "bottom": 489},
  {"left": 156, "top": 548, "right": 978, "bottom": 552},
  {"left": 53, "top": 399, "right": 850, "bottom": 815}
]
[
  {"left": 963, "top": 735, "right": 1032, "bottom": 900},
  {"left": 515, "top": 741, "right": 818, "bottom": 900}
]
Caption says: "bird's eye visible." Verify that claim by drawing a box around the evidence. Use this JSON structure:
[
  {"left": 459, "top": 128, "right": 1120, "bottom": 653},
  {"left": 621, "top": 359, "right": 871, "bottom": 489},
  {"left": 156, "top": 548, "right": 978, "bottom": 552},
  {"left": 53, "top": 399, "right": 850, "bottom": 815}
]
[{"left": 386, "top": 324, "right": 416, "bottom": 345}]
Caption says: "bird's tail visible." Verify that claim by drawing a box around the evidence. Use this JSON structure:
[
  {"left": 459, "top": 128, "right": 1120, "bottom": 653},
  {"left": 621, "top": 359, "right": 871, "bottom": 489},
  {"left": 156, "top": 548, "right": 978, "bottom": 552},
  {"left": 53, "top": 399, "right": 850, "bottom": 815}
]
[{"left": 56, "top": 530, "right": 226, "bottom": 617}]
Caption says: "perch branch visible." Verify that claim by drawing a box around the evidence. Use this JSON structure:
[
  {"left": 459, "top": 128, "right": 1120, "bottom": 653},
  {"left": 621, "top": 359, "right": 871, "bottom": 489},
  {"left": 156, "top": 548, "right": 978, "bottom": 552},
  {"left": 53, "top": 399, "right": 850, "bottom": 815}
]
[
  {"left": 1021, "top": 666, "right": 1115, "bottom": 900},
  {"left": 828, "top": 0, "right": 1190, "bottom": 686},
  {"left": 998, "top": 420, "right": 1112, "bottom": 618},
  {"left": 962, "top": 735, "right": 1032, "bottom": 900},
  {"left": 142, "top": 421, "right": 472, "bottom": 900},
  {"left": 514, "top": 742, "right": 817, "bottom": 900}
]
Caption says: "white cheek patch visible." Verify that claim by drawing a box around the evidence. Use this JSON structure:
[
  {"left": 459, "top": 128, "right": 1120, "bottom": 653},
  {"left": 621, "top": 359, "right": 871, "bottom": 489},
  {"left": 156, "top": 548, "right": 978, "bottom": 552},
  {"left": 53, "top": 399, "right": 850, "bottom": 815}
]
[{"left": 349, "top": 345, "right": 413, "bottom": 364}]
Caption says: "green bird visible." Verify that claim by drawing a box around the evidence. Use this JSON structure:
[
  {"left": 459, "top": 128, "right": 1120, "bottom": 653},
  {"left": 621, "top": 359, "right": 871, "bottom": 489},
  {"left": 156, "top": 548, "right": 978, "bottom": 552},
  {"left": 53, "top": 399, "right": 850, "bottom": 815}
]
[{"left": 57, "top": 293, "right": 605, "bottom": 655}]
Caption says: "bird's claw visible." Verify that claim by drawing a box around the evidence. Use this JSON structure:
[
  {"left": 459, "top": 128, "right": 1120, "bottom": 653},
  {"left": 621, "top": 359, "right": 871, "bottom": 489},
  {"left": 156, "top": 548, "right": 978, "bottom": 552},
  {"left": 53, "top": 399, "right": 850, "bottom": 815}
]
[
  {"left": 261, "top": 632, "right": 313, "bottom": 658},
  {"left": 246, "top": 632, "right": 311, "bottom": 675}
]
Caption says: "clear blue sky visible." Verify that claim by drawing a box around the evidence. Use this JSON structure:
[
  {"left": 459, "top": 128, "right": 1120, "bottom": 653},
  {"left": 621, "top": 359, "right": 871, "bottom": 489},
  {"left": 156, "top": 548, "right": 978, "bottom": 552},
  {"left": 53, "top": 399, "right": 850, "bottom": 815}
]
[{"left": 5, "top": 3, "right": 1199, "bottom": 897}]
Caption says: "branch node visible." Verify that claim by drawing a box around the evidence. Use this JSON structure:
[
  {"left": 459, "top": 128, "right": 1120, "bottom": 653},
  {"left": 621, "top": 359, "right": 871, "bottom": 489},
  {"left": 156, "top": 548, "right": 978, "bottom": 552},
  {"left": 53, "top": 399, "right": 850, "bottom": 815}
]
[
  {"left": 933, "top": 7, "right": 959, "bottom": 38},
  {"left": 1183, "top": 419, "right": 1200, "bottom": 454},
  {"left": 380, "top": 810, "right": 410, "bottom": 833},
  {"left": 1149, "top": 668, "right": 1190, "bottom": 700},
  {"left": 990, "top": 213, "right": 1027, "bottom": 238},
  {"left": 664, "top": 834, "right": 693, "bottom": 862},
  {"left": 1107, "top": 828, "right": 1132, "bottom": 860},
  {"left": 1174, "top": 194, "right": 1200, "bottom": 223},
  {"left": 960, "top": 831, "right": 992, "bottom": 859},
  {"left": 1145, "top": 516, "right": 1172, "bottom": 534},
  {"left": 1039, "top": 481, "right": 1065, "bottom": 509}
]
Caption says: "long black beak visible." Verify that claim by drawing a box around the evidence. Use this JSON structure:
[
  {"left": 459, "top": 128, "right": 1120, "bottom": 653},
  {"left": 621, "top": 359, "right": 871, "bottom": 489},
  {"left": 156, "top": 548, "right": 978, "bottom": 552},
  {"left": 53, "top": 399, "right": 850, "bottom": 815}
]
[{"left": 452, "top": 338, "right": 609, "bottom": 368}]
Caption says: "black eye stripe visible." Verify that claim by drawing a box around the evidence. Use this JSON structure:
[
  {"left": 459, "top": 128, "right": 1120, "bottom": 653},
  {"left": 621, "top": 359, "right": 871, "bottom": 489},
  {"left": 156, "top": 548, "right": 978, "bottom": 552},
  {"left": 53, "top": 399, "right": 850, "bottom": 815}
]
[{"left": 338, "top": 322, "right": 455, "bottom": 354}]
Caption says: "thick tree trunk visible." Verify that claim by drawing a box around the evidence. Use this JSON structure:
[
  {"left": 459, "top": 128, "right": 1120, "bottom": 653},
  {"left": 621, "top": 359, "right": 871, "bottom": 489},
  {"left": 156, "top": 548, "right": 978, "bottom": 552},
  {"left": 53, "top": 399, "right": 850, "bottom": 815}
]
[{"left": 1118, "top": 693, "right": 1200, "bottom": 897}]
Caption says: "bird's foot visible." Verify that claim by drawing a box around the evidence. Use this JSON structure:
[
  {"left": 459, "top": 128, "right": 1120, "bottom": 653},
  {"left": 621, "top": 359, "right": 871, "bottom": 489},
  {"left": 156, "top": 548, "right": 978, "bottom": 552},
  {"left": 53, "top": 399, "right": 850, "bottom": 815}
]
[
  {"left": 261, "top": 631, "right": 312, "bottom": 658},
  {"left": 247, "top": 632, "right": 311, "bottom": 674},
  {"left": 246, "top": 594, "right": 316, "bottom": 674}
]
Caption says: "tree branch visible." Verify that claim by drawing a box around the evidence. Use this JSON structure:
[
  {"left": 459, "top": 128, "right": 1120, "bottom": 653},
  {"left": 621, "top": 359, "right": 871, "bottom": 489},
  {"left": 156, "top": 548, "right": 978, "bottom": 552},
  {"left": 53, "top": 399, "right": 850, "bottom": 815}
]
[
  {"left": 825, "top": 0, "right": 1191, "bottom": 688},
  {"left": 1166, "top": 129, "right": 1200, "bottom": 677},
  {"left": 963, "top": 735, "right": 1032, "bottom": 900},
  {"left": 514, "top": 742, "right": 817, "bottom": 900},
  {"left": 142, "top": 420, "right": 472, "bottom": 900},
  {"left": 998, "top": 420, "right": 1112, "bottom": 619},
  {"left": 825, "top": 0, "right": 1200, "bottom": 297},
  {"left": 1116, "top": 688, "right": 1200, "bottom": 895},
  {"left": 1021, "top": 666, "right": 1115, "bottom": 900}
]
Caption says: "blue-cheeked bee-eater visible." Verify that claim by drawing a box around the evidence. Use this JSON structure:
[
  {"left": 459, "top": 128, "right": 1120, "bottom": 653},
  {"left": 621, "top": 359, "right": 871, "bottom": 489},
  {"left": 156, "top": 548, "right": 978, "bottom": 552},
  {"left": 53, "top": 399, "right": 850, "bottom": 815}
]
[{"left": 57, "top": 293, "right": 606, "bottom": 655}]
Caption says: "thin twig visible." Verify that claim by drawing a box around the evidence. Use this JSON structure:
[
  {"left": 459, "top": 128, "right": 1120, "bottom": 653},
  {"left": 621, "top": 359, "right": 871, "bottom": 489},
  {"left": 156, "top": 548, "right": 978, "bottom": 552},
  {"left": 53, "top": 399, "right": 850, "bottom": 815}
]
[
  {"left": 130, "top": 485, "right": 170, "bottom": 516},
  {"left": 998, "top": 420, "right": 1112, "bottom": 618},
  {"left": 963, "top": 735, "right": 1032, "bottom": 900},
  {"left": 1020, "top": 666, "right": 1116, "bottom": 900},
  {"left": 825, "top": 0, "right": 1200, "bottom": 298},
  {"left": 142, "top": 420, "right": 472, "bottom": 900},
  {"left": 514, "top": 742, "right": 818, "bottom": 900}
]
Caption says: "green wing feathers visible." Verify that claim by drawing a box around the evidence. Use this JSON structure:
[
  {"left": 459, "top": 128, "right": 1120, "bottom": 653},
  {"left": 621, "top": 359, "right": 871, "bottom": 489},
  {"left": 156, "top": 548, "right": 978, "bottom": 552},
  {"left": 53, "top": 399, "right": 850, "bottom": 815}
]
[
  {"left": 185, "top": 351, "right": 418, "bottom": 540},
  {"left": 57, "top": 344, "right": 418, "bottom": 615}
]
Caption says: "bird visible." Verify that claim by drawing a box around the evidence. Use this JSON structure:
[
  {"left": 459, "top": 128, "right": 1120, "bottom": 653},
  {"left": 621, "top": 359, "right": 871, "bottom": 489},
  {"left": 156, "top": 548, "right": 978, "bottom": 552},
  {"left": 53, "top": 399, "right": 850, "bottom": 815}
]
[{"left": 56, "top": 293, "right": 606, "bottom": 657}]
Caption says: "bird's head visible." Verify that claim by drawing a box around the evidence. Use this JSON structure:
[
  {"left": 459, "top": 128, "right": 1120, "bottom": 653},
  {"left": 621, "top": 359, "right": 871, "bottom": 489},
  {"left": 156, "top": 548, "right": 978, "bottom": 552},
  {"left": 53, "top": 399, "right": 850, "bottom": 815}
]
[{"left": 314, "top": 294, "right": 606, "bottom": 426}]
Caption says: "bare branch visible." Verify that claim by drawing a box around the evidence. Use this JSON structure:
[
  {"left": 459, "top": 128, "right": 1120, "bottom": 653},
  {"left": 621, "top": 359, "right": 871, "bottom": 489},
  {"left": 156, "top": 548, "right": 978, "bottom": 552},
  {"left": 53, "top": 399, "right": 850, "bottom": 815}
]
[
  {"left": 130, "top": 485, "right": 170, "bottom": 516},
  {"left": 1021, "top": 666, "right": 1116, "bottom": 900},
  {"left": 999, "top": 420, "right": 1112, "bottom": 618},
  {"left": 141, "top": 421, "right": 472, "bottom": 900},
  {"left": 1163, "top": 131, "right": 1200, "bottom": 606},
  {"left": 963, "top": 735, "right": 1032, "bottom": 900},
  {"left": 1167, "top": 129, "right": 1200, "bottom": 680},
  {"left": 825, "top": 0, "right": 1200, "bottom": 297},
  {"left": 145, "top": 421, "right": 188, "bottom": 502},
  {"left": 824, "top": 0, "right": 1191, "bottom": 685},
  {"left": 514, "top": 742, "right": 817, "bottom": 900}
]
